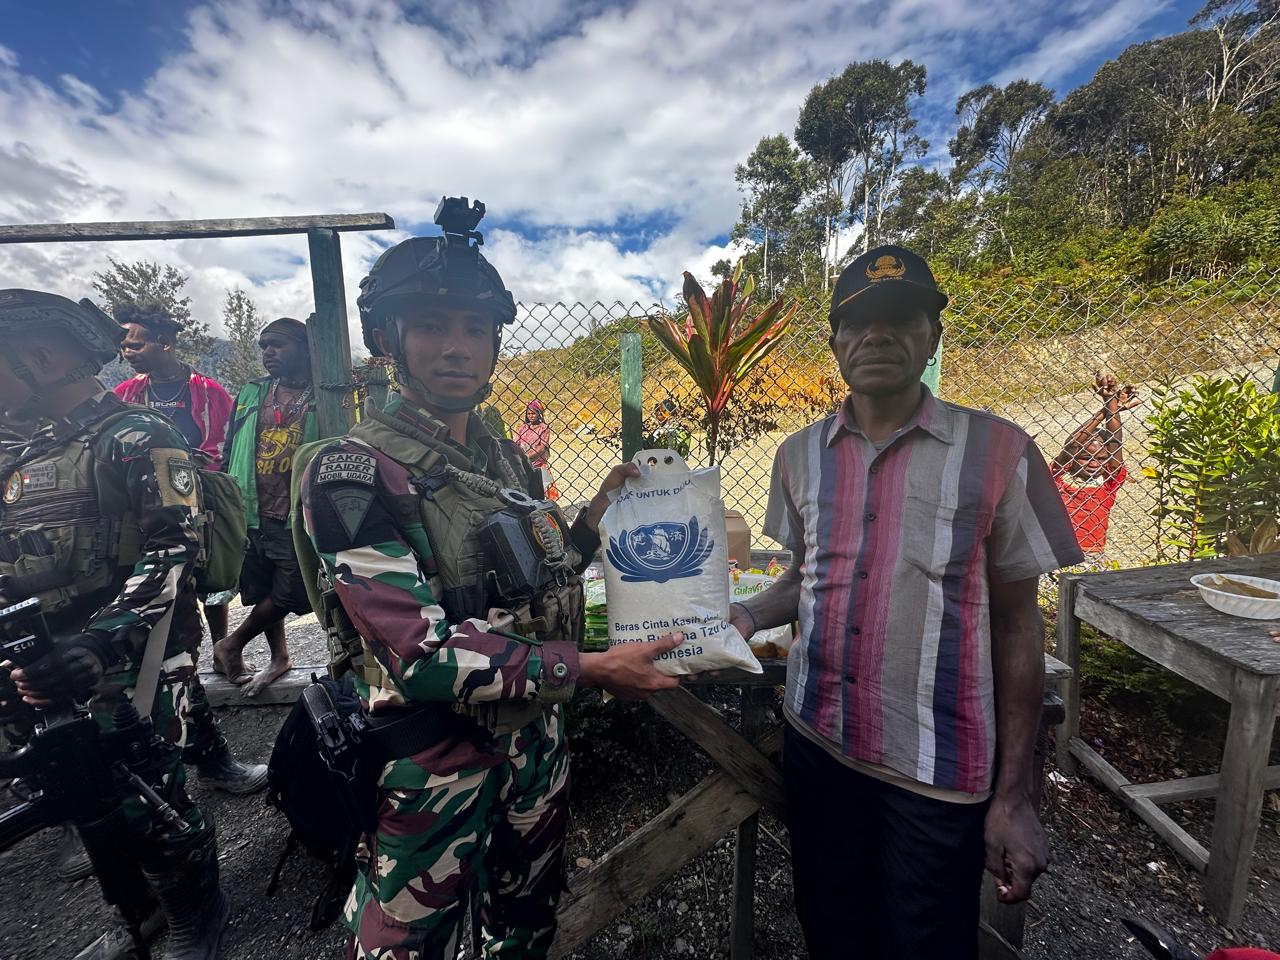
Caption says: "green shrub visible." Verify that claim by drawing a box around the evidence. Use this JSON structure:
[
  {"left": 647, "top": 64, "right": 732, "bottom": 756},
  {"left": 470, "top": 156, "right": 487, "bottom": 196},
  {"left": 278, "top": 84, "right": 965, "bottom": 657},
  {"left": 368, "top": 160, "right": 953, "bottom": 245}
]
[{"left": 1146, "top": 376, "right": 1280, "bottom": 560}]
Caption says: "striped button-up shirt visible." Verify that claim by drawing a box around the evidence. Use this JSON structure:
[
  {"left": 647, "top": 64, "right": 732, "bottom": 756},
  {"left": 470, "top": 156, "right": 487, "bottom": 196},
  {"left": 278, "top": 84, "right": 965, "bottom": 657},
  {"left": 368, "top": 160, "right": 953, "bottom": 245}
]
[{"left": 764, "top": 388, "right": 1082, "bottom": 794}]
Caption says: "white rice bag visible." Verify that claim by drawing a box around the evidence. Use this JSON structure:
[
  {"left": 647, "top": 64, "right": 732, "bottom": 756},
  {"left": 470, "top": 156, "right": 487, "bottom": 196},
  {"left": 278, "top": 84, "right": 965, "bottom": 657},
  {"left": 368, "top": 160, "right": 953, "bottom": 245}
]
[
  {"left": 730, "top": 569, "right": 793, "bottom": 660},
  {"left": 602, "top": 449, "right": 761, "bottom": 676}
]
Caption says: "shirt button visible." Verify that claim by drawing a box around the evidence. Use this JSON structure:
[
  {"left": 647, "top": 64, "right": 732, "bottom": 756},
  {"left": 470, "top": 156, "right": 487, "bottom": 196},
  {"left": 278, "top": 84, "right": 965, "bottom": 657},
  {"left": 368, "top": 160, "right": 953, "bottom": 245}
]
[
  {"left": 869, "top": 464, "right": 879, "bottom": 474},
  {"left": 845, "top": 674, "right": 857, "bottom": 683},
  {"left": 851, "top": 627, "right": 861, "bottom": 635},
  {"left": 551, "top": 662, "right": 569, "bottom": 680},
  {"left": 857, "top": 570, "right": 868, "bottom": 580},
  {"left": 864, "top": 512, "right": 876, "bottom": 522}
]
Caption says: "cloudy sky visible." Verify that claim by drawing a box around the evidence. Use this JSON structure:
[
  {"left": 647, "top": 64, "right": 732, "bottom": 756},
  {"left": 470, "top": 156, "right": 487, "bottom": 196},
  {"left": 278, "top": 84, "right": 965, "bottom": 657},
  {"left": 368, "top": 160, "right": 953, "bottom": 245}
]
[{"left": 1, "top": 0, "right": 1202, "bottom": 343}]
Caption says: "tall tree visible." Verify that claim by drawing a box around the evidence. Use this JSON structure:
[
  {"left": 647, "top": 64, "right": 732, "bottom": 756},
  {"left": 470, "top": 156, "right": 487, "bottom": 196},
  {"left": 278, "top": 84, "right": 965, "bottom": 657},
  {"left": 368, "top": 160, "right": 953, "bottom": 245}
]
[
  {"left": 949, "top": 79, "right": 1054, "bottom": 261},
  {"left": 951, "top": 80, "right": 1054, "bottom": 177},
  {"left": 796, "top": 58, "right": 928, "bottom": 275},
  {"left": 732, "top": 135, "right": 810, "bottom": 294},
  {"left": 218, "top": 287, "right": 263, "bottom": 394},
  {"left": 92, "top": 259, "right": 213, "bottom": 367}
]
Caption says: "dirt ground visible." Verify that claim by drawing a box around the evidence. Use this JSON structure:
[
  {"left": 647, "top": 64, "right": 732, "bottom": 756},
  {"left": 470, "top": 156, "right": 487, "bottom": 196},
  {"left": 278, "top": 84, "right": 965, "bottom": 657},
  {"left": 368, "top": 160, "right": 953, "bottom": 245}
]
[{"left": 2, "top": 677, "right": 1277, "bottom": 960}]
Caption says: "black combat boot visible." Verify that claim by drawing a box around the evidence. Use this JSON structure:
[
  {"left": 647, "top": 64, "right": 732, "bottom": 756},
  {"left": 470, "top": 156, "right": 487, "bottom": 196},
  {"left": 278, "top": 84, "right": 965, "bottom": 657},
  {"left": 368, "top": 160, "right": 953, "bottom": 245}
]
[
  {"left": 184, "top": 709, "right": 267, "bottom": 794},
  {"left": 55, "top": 824, "right": 95, "bottom": 881},
  {"left": 73, "top": 905, "right": 165, "bottom": 960},
  {"left": 73, "top": 846, "right": 163, "bottom": 959},
  {"left": 140, "top": 819, "right": 230, "bottom": 960},
  {"left": 190, "top": 735, "right": 268, "bottom": 794}
]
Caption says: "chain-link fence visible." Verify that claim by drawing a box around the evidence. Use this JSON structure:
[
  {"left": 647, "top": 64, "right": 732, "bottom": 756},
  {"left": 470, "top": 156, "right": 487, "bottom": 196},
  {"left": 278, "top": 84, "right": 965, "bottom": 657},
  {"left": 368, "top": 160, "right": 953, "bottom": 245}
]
[{"left": 483, "top": 268, "right": 1280, "bottom": 568}]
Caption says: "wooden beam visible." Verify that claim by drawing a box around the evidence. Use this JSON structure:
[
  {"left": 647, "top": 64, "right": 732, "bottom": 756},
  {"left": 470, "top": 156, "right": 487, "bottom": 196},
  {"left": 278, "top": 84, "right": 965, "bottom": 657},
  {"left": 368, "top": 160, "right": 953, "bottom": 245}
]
[
  {"left": 1122, "top": 765, "right": 1280, "bottom": 803},
  {"left": 551, "top": 728, "right": 782, "bottom": 958},
  {"left": 1042, "top": 652, "right": 1072, "bottom": 685},
  {"left": 731, "top": 688, "right": 771, "bottom": 960},
  {"left": 649, "top": 686, "right": 786, "bottom": 816},
  {"left": 1055, "top": 576, "right": 1082, "bottom": 776},
  {"left": 307, "top": 228, "right": 355, "bottom": 439},
  {"left": 0, "top": 213, "right": 395, "bottom": 244},
  {"left": 201, "top": 667, "right": 312, "bottom": 707},
  {"left": 1068, "top": 738, "right": 1210, "bottom": 872}
]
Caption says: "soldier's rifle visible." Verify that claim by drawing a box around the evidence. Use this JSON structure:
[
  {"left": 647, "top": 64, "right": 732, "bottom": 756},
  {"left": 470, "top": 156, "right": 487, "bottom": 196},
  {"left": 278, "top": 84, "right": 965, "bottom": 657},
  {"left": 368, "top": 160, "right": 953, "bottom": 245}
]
[{"left": 0, "top": 596, "right": 188, "bottom": 957}]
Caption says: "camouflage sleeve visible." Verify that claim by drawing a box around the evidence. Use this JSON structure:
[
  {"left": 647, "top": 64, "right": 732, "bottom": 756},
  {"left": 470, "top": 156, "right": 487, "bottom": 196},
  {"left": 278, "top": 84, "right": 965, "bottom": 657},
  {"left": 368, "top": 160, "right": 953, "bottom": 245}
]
[
  {"left": 84, "top": 412, "right": 201, "bottom": 641},
  {"left": 301, "top": 441, "right": 578, "bottom": 707}
]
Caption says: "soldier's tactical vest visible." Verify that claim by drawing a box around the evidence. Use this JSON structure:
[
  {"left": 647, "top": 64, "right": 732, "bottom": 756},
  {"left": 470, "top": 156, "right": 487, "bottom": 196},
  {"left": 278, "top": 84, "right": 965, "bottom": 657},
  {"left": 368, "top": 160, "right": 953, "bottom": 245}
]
[
  {"left": 354, "top": 407, "right": 582, "bottom": 639},
  {"left": 0, "top": 408, "right": 142, "bottom": 621},
  {"left": 298, "top": 402, "right": 584, "bottom": 734}
]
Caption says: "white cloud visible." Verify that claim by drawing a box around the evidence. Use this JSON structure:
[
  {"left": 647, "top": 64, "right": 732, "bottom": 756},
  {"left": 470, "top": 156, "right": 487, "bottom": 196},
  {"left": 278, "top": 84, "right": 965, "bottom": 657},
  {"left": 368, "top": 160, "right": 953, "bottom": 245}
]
[
  {"left": 993, "top": 0, "right": 1173, "bottom": 86},
  {"left": 0, "top": 0, "right": 1178, "bottom": 351}
]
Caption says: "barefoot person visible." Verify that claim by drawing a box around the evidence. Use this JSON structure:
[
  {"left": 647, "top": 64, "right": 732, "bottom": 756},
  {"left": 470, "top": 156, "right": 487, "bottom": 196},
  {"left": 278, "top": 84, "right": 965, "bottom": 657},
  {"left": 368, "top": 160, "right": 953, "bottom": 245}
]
[
  {"left": 112, "top": 302, "right": 266, "bottom": 795},
  {"left": 299, "top": 197, "right": 682, "bottom": 959},
  {"left": 213, "top": 317, "right": 317, "bottom": 697}
]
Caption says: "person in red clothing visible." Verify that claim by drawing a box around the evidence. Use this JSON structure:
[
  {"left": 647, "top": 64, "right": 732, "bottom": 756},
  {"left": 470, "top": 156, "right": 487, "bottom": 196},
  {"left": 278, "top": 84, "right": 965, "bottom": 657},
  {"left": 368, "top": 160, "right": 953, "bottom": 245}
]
[
  {"left": 1051, "top": 373, "right": 1140, "bottom": 555},
  {"left": 514, "top": 398, "right": 559, "bottom": 499},
  {"left": 115, "top": 303, "right": 234, "bottom": 470}
]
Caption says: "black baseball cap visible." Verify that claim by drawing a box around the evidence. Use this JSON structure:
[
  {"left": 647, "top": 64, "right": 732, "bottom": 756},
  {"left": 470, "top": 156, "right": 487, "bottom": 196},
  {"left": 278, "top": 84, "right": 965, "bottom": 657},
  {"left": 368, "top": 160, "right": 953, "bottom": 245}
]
[{"left": 829, "top": 245, "right": 948, "bottom": 331}]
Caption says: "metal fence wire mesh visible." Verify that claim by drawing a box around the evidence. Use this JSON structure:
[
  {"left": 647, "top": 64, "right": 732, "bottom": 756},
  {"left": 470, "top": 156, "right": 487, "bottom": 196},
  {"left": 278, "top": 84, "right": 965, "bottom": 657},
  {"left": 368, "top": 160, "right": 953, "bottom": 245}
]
[{"left": 479, "top": 269, "right": 1280, "bottom": 566}]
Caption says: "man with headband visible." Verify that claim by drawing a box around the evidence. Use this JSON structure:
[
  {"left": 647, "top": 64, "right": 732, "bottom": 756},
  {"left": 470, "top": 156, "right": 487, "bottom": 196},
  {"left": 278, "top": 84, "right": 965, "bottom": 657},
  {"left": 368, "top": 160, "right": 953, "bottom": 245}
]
[{"left": 213, "top": 317, "right": 317, "bottom": 697}]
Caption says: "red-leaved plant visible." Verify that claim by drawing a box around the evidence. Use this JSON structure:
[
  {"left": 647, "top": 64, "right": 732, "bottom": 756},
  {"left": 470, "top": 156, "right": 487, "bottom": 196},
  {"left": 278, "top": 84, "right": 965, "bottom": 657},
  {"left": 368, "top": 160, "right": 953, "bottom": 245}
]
[{"left": 648, "top": 265, "right": 799, "bottom": 465}]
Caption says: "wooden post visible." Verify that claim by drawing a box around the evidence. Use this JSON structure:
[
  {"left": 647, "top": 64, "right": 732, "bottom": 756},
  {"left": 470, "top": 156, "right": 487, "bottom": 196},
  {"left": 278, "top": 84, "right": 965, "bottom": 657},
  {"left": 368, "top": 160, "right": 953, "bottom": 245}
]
[
  {"left": 620, "top": 332, "right": 643, "bottom": 460},
  {"left": 307, "top": 227, "right": 354, "bottom": 439},
  {"left": 1054, "top": 575, "right": 1081, "bottom": 776},
  {"left": 731, "top": 687, "right": 771, "bottom": 960},
  {"left": 1205, "top": 669, "right": 1278, "bottom": 926}
]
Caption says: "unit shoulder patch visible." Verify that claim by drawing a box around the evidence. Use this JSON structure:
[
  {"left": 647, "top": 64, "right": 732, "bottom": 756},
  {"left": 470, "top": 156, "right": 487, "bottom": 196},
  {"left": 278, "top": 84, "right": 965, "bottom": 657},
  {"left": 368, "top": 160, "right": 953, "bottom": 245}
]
[
  {"left": 326, "top": 486, "right": 376, "bottom": 540},
  {"left": 149, "top": 448, "right": 200, "bottom": 508},
  {"left": 315, "top": 451, "right": 377, "bottom": 486}
]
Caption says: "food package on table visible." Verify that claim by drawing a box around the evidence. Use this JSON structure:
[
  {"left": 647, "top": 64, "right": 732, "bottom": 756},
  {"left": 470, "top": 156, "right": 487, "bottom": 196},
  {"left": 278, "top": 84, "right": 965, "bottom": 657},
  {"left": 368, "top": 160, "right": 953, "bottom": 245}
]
[
  {"left": 582, "top": 577, "right": 610, "bottom": 653},
  {"left": 601, "top": 449, "right": 761, "bottom": 676},
  {"left": 730, "top": 568, "right": 794, "bottom": 660}
]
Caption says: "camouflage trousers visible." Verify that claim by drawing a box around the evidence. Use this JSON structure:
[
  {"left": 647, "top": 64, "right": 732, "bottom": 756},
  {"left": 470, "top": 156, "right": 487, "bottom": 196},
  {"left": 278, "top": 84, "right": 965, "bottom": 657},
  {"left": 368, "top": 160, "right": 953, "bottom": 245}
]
[{"left": 345, "top": 705, "right": 570, "bottom": 960}]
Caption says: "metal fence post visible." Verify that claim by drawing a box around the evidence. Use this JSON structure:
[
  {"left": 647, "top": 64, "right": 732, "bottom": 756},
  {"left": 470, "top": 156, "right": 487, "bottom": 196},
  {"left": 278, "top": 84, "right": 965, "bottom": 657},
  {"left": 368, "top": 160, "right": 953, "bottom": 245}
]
[
  {"left": 921, "top": 341, "right": 943, "bottom": 396},
  {"left": 621, "top": 332, "right": 643, "bottom": 460},
  {"left": 307, "top": 227, "right": 354, "bottom": 439}
]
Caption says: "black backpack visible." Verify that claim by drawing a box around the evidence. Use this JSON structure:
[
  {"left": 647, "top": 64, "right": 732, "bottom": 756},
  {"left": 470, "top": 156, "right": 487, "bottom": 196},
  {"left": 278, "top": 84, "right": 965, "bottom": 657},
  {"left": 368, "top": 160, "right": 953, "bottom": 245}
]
[{"left": 265, "top": 674, "right": 373, "bottom": 930}]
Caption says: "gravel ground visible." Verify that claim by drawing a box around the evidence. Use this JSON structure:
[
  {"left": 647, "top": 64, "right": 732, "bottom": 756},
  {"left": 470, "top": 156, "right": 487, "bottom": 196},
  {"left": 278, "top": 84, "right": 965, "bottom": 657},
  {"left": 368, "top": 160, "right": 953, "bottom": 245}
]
[{"left": 2, "top": 647, "right": 1277, "bottom": 959}]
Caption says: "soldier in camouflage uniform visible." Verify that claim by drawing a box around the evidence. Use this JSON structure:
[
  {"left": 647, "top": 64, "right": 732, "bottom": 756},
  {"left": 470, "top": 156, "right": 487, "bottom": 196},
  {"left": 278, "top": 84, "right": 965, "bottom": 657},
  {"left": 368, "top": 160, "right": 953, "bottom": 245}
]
[
  {"left": 299, "top": 199, "right": 683, "bottom": 960},
  {"left": 0, "top": 290, "right": 229, "bottom": 960}
]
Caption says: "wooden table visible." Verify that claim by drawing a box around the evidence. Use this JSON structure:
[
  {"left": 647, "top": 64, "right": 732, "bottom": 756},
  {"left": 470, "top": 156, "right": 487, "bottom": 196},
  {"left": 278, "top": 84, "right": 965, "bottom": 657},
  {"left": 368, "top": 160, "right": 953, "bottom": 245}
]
[
  {"left": 1054, "top": 554, "right": 1280, "bottom": 926},
  {"left": 550, "top": 655, "right": 1072, "bottom": 960}
]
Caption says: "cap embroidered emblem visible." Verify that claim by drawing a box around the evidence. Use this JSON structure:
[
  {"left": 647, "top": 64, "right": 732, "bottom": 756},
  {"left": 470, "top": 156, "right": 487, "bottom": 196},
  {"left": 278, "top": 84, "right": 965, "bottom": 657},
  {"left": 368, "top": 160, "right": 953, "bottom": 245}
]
[{"left": 865, "top": 255, "right": 907, "bottom": 281}]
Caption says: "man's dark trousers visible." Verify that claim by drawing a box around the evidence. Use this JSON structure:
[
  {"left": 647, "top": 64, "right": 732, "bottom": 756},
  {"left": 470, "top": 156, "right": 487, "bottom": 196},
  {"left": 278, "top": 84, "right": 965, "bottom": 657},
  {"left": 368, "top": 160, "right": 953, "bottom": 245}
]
[{"left": 783, "top": 723, "right": 990, "bottom": 959}]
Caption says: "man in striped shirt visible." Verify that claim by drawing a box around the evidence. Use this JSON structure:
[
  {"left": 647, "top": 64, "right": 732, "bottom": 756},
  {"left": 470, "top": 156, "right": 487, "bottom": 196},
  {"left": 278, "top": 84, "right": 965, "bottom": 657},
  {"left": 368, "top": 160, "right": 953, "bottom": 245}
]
[{"left": 731, "top": 246, "right": 1082, "bottom": 960}]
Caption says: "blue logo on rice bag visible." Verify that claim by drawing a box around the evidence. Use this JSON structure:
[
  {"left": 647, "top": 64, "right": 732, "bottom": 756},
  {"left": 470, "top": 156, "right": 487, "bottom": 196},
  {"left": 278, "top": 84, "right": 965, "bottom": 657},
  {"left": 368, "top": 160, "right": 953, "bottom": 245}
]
[{"left": 606, "top": 517, "right": 713, "bottom": 583}]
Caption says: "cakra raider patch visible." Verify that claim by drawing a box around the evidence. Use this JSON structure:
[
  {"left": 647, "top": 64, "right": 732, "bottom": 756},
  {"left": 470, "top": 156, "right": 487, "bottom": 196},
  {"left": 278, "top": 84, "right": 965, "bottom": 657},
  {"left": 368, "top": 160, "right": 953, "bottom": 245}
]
[{"left": 315, "top": 451, "right": 376, "bottom": 486}]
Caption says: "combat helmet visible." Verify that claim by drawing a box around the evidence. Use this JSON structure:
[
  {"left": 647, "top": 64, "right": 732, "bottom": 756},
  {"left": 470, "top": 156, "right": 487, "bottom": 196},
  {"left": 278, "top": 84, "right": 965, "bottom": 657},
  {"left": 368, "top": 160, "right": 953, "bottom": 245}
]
[
  {"left": 0, "top": 290, "right": 123, "bottom": 407},
  {"left": 357, "top": 197, "right": 516, "bottom": 412}
]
